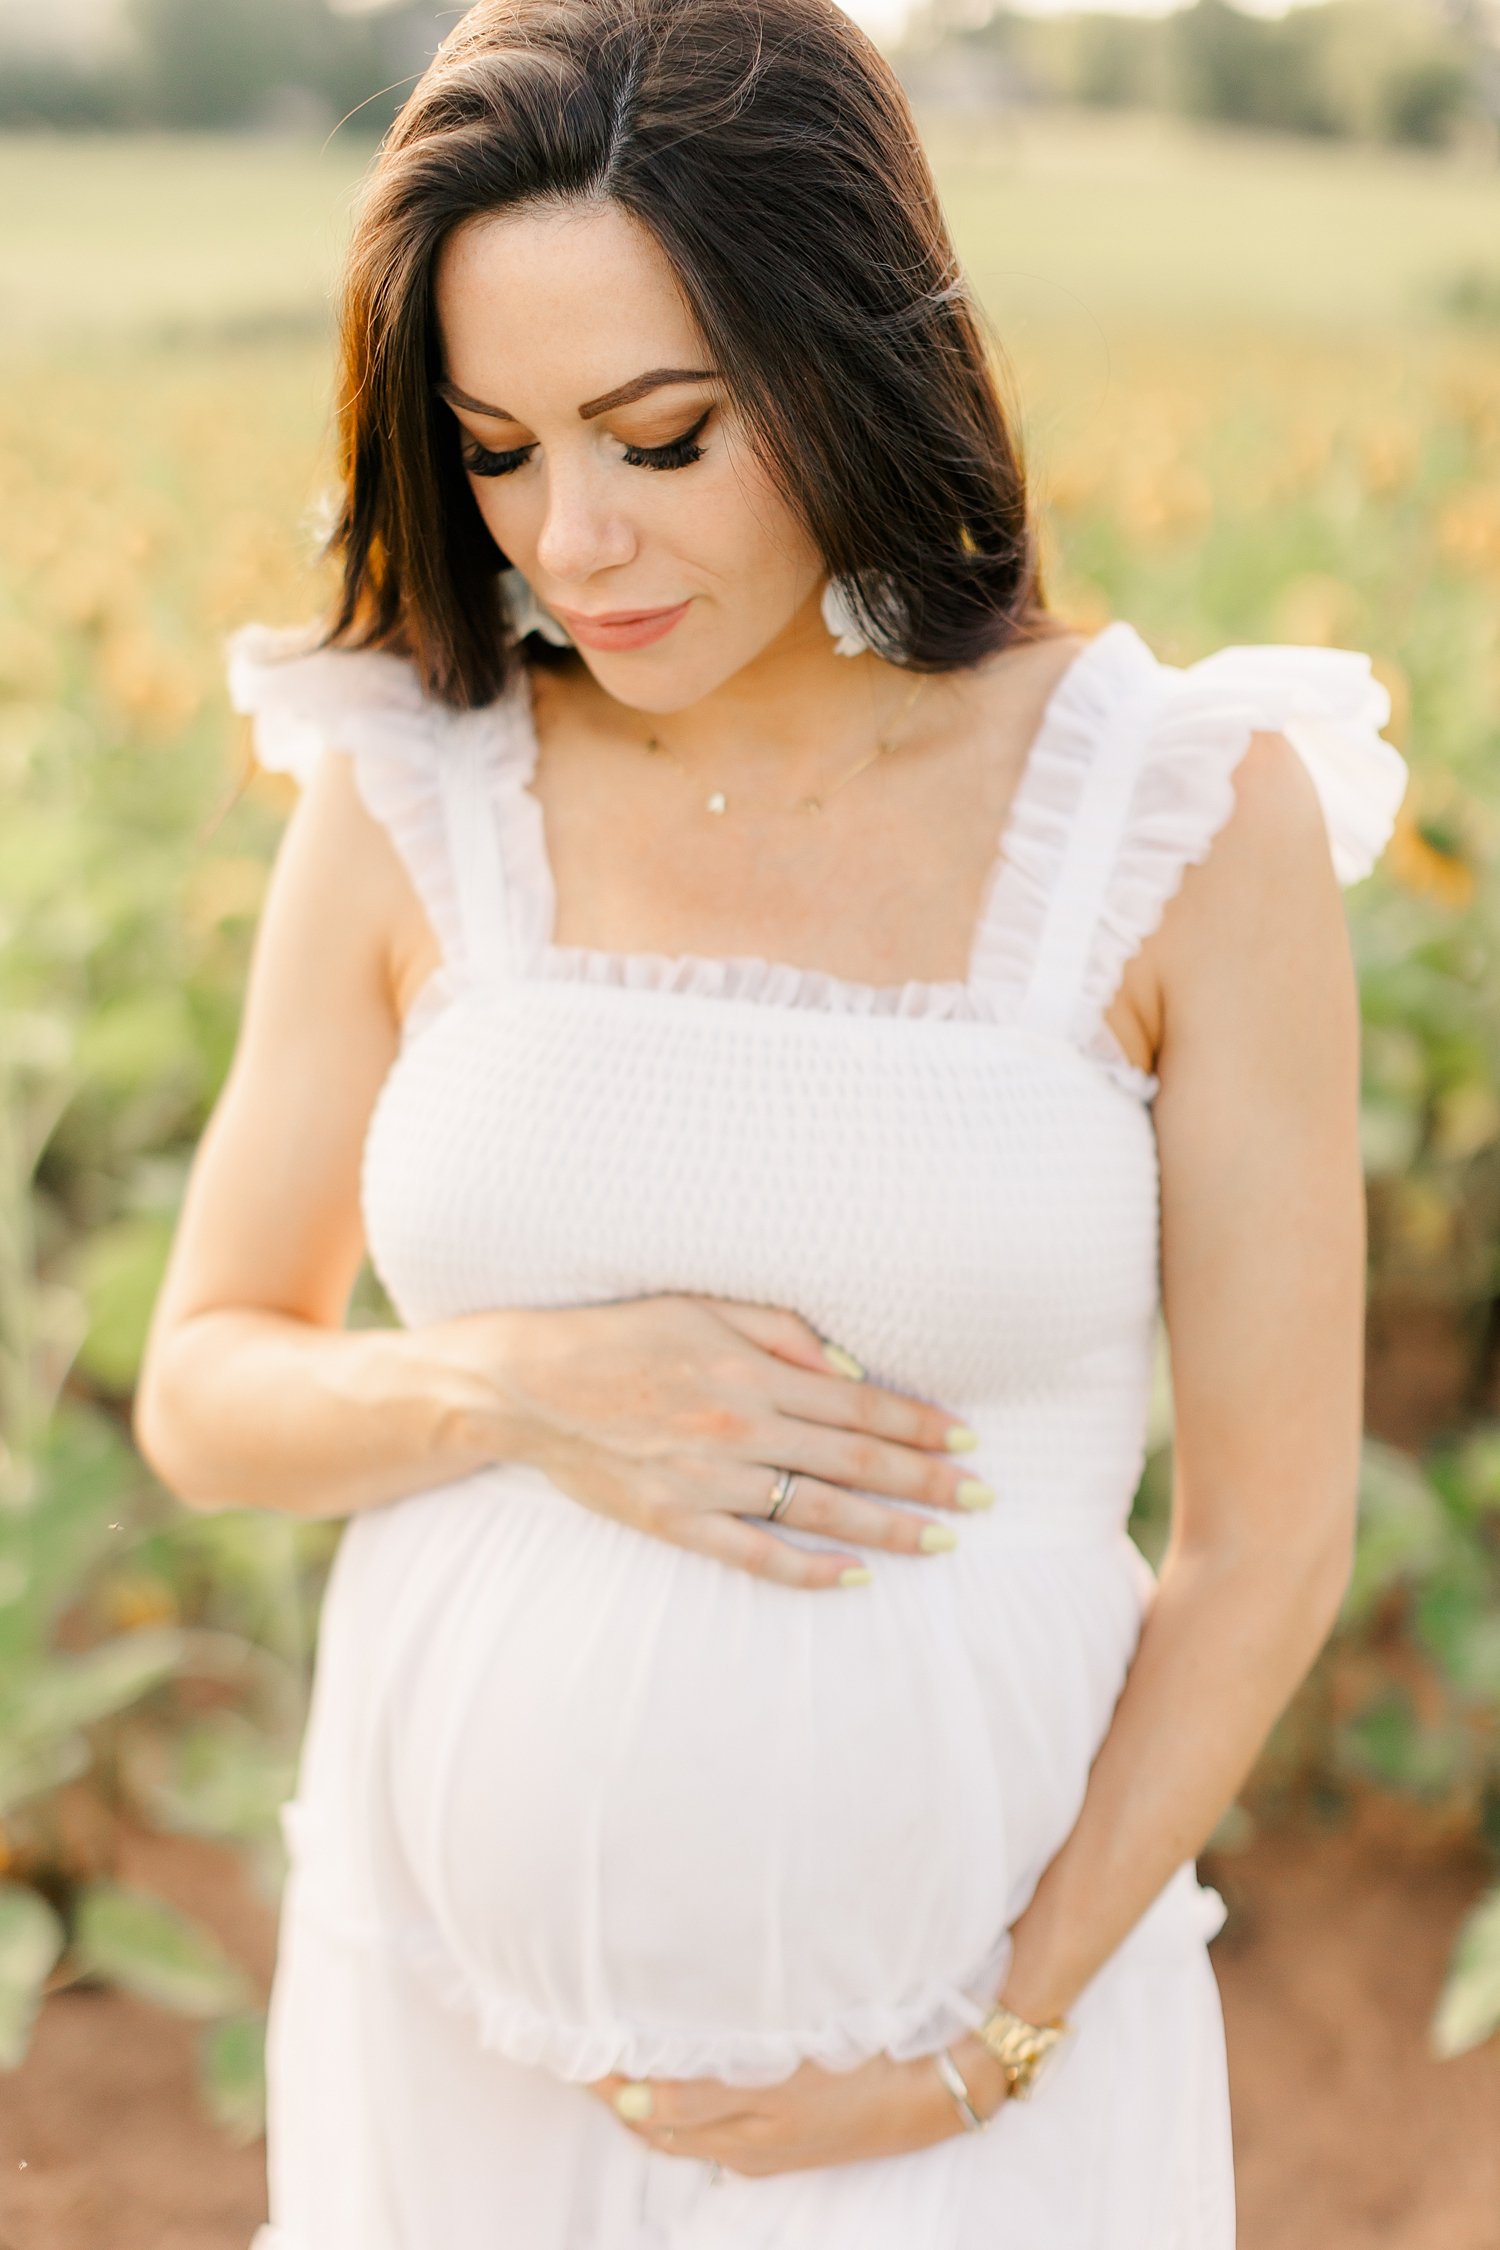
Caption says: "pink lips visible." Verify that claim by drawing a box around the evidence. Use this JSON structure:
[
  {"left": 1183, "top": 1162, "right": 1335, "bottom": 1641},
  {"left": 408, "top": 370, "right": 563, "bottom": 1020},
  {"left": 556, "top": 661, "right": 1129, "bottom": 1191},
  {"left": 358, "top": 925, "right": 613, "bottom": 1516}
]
[{"left": 549, "top": 599, "right": 691, "bottom": 652}]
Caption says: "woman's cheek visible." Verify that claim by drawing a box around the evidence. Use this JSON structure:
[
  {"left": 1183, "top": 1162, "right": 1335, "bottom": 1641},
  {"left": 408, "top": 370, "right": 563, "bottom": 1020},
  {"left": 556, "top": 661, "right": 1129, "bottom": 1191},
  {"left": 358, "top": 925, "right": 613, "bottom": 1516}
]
[{"left": 468, "top": 479, "right": 520, "bottom": 553}]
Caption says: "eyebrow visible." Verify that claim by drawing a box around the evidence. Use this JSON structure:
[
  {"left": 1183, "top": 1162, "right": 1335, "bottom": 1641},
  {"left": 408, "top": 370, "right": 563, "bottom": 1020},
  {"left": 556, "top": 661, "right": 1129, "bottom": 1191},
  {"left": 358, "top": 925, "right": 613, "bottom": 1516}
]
[{"left": 435, "top": 367, "right": 719, "bottom": 422}]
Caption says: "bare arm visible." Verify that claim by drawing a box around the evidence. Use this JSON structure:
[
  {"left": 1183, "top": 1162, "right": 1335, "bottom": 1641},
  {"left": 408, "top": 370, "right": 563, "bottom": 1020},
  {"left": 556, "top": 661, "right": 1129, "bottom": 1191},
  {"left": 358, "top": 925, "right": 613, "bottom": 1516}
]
[
  {"left": 133, "top": 743, "right": 520, "bottom": 1518},
  {"left": 994, "top": 728, "right": 1366, "bottom": 2027}
]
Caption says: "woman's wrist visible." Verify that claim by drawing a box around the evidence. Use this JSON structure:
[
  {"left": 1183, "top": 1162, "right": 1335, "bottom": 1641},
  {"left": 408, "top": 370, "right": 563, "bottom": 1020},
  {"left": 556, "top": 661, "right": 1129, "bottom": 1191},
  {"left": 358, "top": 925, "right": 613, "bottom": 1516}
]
[
  {"left": 991, "top": 1968, "right": 1074, "bottom": 2031},
  {"left": 942, "top": 2032, "right": 1010, "bottom": 2124},
  {"left": 992, "top": 1889, "right": 1084, "bottom": 2031},
  {"left": 389, "top": 1309, "right": 552, "bottom": 1474},
  {"left": 138, "top": 1307, "right": 534, "bottom": 1519}
]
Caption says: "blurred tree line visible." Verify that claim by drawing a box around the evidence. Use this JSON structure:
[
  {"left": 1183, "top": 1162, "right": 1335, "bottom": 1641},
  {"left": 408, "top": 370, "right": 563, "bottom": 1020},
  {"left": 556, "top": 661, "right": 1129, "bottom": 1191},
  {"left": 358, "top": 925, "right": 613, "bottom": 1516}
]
[
  {"left": 0, "top": 0, "right": 446, "bottom": 133},
  {"left": 898, "top": 0, "right": 1500, "bottom": 153},
  {"left": 1, "top": 0, "right": 1497, "bottom": 146}
]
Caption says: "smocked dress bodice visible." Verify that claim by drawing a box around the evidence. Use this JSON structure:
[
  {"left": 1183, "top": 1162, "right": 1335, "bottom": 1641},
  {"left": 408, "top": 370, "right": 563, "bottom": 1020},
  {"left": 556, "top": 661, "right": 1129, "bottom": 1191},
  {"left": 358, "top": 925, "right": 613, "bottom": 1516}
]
[{"left": 231, "top": 617, "right": 1406, "bottom": 2250}]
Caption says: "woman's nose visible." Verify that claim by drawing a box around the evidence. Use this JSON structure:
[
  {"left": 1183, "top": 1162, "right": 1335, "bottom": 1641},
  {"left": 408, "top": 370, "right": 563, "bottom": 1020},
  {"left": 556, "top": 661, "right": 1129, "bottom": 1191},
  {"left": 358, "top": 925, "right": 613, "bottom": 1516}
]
[{"left": 532, "top": 463, "right": 636, "bottom": 588}]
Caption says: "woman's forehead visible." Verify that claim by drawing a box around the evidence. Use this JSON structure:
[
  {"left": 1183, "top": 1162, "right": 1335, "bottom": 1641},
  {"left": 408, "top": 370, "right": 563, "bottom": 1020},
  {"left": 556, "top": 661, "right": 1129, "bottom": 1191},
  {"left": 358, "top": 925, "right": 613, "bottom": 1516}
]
[{"left": 435, "top": 202, "right": 711, "bottom": 409}]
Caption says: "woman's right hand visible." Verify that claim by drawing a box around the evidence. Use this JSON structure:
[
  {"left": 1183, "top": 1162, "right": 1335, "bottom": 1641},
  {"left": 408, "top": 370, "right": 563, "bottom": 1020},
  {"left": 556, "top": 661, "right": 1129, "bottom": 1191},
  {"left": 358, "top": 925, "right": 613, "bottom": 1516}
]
[{"left": 439, "top": 1294, "right": 994, "bottom": 1590}]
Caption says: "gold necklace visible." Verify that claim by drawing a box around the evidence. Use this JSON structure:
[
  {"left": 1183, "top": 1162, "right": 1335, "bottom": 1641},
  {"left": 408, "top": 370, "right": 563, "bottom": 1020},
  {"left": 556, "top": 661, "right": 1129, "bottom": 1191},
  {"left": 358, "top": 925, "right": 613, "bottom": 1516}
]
[{"left": 641, "top": 672, "right": 930, "bottom": 816}]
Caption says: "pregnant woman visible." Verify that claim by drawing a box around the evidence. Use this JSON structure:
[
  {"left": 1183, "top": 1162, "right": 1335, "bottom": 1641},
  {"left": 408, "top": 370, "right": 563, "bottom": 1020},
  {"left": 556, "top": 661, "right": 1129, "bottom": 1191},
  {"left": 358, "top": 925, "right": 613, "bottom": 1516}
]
[{"left": 135, "top": 0, "right": 1409, "bottom": 2243}]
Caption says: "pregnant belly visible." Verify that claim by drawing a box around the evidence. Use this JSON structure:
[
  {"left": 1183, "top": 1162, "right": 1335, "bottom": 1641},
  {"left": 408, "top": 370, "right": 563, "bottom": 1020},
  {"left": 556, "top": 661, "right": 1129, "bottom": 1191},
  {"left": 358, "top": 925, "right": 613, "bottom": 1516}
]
[{"left": 295, "top": 1465, "right": 1147, "bottom": 2084}]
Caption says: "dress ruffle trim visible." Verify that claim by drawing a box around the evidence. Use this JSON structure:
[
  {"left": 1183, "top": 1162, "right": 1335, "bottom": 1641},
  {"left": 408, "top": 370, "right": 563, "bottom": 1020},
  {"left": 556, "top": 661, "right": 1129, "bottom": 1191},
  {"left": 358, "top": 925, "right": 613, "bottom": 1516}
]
[
  {"left": 224, "top": 622, "right": 471, "bottom": 981},
  {"left": 284, "top": 1871, "right": 1012, "bottom": 2087},
  {"left": 224, "top": 619, "right": 1408, "bottom": 1104},
  {"left": 278, "top": 1802, "right": 1227, "bottom": 2092},
  {"left": 965, "top": 623, "right": 1166, "bottom": 1084},
  {"left": 1069, "top": 638, "right": 1409, "bottom": 1059}
]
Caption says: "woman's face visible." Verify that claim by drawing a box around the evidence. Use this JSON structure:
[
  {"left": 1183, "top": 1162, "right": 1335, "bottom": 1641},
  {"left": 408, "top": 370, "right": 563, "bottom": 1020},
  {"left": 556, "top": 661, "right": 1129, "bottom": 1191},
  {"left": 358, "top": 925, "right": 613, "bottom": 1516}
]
[{"left": 433, "top": 198, "right": 828, "bottom": 712}]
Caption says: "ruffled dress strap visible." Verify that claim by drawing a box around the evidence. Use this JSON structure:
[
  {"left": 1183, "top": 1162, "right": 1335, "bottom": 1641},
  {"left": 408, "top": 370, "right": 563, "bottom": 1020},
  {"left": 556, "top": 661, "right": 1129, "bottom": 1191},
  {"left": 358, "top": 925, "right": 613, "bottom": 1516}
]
[
  {"left": 983, "top": 623, "right": 1409, "bottom": 1091},
  {"left": 225, "top": 623, "right": 530, "bottom": 1007}
]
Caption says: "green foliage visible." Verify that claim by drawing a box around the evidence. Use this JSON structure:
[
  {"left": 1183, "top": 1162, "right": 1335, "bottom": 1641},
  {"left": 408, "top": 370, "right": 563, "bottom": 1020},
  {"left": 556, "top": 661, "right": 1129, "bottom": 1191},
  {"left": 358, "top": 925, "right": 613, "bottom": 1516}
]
[
  {"left": 1433, "top": 1886, "right": 1500, "bottom": 2056},
  {"left": 903, "top": 0, "right": 1494, "bottom": 152},
  {"left": 199, "top": 2008, "right": 269, "bottom": 2143},
  {"left": 127, "top": 0, "right": 405, "bottom": 133},
  {"left": 0, "top": 0, "right": 432, "bottom": 133},
  {"left": 0, "top": 1882, "right": 66, "bottom": 2069},
  {"left": 1378, "top": 53, "right": 1476, "bottom": 148},
  {"left": 1171, "top": 0, "right": 1344, "bottom": 137},
  {"left": 1341, "top": 1440, "right": 1450, "bottom": 1622},
  {"left": 0, "top": 542, "right": 333, "bottom": 2130},
  {"left": 1441, "top": 266, "right": 1500, "bottom": 327},
  {"left": 1287, "top": 1429, "right": 1500, "bottom": 2044},
  {"left": 72, "top": 1881, "right": 253, "bottom": 2015}
]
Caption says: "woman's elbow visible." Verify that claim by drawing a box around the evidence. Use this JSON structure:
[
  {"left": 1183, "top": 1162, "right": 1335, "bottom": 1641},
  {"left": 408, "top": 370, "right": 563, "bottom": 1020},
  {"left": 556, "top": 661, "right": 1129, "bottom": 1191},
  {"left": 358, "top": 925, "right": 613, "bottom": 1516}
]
[
  {"left": 1173, "top": 1476, "right": 1359, "bottom": 1640},
  {"left": 132, "top": 1347, "right": 225, "bottom": 1514},
  {"left": 1257, "top": 1484, "right": 1360, "bottom": 1648},
  {"left": 1297, "top": 1509, "right": 1358, "bottom": 1641}
]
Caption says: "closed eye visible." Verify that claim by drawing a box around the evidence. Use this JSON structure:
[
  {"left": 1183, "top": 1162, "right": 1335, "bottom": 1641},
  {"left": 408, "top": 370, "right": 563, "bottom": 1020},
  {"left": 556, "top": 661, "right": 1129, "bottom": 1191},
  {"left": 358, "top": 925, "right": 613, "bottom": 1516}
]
[{"left": 459, "top": 409, "right": 712, "bottom": 479}]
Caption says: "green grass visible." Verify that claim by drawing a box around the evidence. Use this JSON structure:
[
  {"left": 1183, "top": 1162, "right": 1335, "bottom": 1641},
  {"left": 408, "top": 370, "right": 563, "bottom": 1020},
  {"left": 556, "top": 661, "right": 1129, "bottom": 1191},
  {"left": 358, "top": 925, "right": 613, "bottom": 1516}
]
[
  {"left": 0, "top": 134, "right": 371, "bottom": 347},
  {"left": 928, "top": 105, "right": 1500, "bottom": 336},
  {"left": 1, "top": 108, "right": 1497, "bottom": 351}
]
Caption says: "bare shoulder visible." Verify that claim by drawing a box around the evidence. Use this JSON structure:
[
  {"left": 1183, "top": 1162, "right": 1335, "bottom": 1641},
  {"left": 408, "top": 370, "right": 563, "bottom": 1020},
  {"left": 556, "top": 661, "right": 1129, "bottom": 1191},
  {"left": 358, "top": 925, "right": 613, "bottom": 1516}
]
[
  {"left": 1162, "top": 727, "right": 1340, "bottom": 959},
  {"left": 1150, "top": 727, "right": 1356, "bottom": 1084},
  {"left": 256, "top": 736, "right": 423, "bottom": 1031},
  {"left": 277, "top": 735, "right": 408, "bottom": 925},
  {"left": 1109, "top": 728, "right": 1350, "bottom": 1084}
]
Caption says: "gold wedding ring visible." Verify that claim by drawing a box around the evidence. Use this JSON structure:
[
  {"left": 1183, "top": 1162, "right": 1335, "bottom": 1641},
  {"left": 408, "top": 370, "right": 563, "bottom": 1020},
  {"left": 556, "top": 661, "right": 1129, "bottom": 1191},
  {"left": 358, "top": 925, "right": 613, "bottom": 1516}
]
[{"left": 766, "top": 1468, "right": 798, "bottom": 1522}]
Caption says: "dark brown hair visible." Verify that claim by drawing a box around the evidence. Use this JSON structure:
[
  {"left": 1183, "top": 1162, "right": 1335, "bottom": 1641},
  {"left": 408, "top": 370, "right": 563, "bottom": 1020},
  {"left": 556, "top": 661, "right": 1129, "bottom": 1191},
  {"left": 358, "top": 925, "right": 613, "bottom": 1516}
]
[{"left": 324, "top": 0, "right": 1058, "bottom": 706}]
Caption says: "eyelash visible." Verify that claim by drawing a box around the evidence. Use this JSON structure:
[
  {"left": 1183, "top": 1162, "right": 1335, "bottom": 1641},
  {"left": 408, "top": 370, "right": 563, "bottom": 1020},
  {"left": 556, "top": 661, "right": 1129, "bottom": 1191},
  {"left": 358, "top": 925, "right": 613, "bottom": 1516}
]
[{"left": 460, "top": 411, "right": 711, "bottom": 480}]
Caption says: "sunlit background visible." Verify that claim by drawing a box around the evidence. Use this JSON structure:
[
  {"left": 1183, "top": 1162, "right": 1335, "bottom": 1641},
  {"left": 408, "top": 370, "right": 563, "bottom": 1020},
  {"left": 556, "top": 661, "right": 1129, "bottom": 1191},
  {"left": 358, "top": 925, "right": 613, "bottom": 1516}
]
[{"left": 3, "top": 2, "right": 1500, "bottom": 2246}]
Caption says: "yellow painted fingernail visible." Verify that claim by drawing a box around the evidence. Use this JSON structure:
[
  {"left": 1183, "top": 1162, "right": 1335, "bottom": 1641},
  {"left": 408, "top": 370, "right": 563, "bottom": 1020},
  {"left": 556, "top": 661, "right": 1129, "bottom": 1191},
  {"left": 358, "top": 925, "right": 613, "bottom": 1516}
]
[
  {"left": 918, "top": 1522, "right": 959, "bottom": 1553},
  {"left": 823, "top": 1343, "right": 865, "bottom": 1379},
  {"left": 838, "top": 1565, "right": 874, "bottom": 1588},
  {"left": 955, "top": 1478, "right": 996, "bottom": 1510},
  {"left": 615, "top": 2083, "right": 654, "bottom": 2121},
  {"left": 944, "top": 1424, "right": 980, "bottom": 1451}
]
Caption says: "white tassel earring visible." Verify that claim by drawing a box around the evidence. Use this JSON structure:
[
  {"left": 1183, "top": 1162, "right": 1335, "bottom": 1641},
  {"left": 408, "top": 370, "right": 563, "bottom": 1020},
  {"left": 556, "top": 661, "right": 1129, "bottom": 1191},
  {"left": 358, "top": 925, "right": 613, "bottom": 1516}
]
[
  {"left": 820, "top": 574, "right": 873, "bottom": 658},
  {"left": 500, "top": 566, "right": 575, "bottom": 649},
  {"left": 820, "top": 571, "right": 906, "bottom": 660}
]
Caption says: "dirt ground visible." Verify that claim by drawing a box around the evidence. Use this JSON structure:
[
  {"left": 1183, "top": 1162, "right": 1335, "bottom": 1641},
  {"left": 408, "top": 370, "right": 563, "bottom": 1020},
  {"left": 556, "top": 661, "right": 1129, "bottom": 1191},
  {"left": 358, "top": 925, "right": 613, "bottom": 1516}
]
[{"left": 2, "top": 1798, "right": 1497, "bottom": 2250}]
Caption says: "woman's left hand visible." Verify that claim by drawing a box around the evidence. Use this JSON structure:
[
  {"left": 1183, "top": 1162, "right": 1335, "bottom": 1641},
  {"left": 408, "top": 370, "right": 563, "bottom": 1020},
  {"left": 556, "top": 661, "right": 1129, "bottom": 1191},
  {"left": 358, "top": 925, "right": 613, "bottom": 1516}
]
[{"left": 586, "top": 2033, "right": 1009, "bottom": 2176}]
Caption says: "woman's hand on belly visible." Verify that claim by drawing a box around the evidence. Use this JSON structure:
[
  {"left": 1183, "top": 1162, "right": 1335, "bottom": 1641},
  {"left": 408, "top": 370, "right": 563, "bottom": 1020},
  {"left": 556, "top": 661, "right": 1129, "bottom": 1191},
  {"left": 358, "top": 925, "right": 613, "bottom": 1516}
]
[
  {"left": 587, "top": 2034, "right": 1010, "bottom": 2175},
  {"left": 454, "top": 1291, "right": 991, "bottom": 1591}
]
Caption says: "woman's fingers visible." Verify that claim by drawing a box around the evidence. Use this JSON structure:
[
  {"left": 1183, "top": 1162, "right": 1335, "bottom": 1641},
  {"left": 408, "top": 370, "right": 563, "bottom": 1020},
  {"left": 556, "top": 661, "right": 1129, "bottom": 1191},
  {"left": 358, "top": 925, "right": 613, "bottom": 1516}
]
[
  {"left": 675, "top": 1456, "right": 960, "bottom": 1558},
  {"left": 593, "top": 2073, "right": 753, "bottom": 2130},
  {"left": 701, "top": 1297, "right": 864, "bottom": 1378},
  {"left": 749, "top": 1393, "right": 989, "bottom": 1515},
  {"left": 701, "top": 1298, "right": 976, "bottom": 1457},
  {"left": 767, "top": 1352, "right": 970, "bottom": 1456},
  {"left": 671, "top": 1509, "right": 871, "bottom": 1591},
  {"left": 760, "top": 1473, "right": 960, "bottom": 1556}
]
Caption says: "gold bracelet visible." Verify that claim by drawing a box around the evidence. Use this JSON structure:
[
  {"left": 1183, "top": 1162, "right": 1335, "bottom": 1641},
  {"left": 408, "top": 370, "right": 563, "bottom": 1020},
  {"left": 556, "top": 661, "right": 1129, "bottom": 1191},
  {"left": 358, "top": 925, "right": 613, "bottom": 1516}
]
[{"left": 972, "top": 2000, "right": 1070, "bottom": 2101}]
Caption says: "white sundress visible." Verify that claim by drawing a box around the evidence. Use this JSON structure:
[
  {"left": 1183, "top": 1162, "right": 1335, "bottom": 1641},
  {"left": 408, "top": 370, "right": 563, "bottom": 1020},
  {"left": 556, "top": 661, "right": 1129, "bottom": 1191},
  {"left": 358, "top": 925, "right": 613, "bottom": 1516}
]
[{"left": 225, "top": 616, "right": 1408, "bottom": 2250}]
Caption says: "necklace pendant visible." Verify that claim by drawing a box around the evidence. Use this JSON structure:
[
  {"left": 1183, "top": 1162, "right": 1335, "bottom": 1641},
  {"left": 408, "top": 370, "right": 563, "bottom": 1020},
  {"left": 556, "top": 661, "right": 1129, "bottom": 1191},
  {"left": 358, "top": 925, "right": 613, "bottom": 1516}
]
[{"left": 706, "top": 790, "right": 728, "bottom": 815}]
